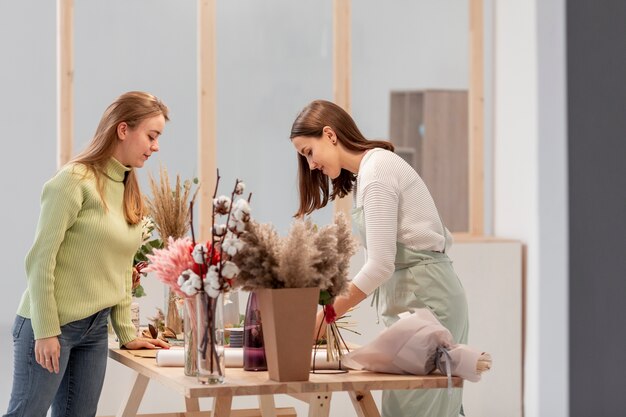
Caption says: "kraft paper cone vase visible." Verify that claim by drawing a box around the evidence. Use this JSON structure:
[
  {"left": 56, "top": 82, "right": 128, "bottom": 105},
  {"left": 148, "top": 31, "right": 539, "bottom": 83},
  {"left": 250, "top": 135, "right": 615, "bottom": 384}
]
[{"left": 256, "top": 287, "right": 319, "bottom": 382}]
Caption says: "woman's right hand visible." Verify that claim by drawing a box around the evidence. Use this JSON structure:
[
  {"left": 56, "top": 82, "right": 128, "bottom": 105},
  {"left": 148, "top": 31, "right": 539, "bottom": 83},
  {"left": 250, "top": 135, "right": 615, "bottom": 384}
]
[{"left": 35, "top": 336, "right": 61, "bottom": 374}]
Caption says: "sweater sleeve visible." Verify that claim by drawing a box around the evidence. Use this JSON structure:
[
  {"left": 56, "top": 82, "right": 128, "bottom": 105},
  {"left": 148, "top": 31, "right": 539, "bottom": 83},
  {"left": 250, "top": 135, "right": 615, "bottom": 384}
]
[
  {"left": 25, "top": 169, "right": 83, "bottom": 339},
  {"left": 351, "top": 181, "right": 398, "bottom": 295},
  {"left": 110, "top": 262, "right": 137, "bottom": 347}
]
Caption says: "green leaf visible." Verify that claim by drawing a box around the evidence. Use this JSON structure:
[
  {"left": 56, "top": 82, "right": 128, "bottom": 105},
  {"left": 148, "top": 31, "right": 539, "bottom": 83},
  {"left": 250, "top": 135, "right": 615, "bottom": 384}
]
[
  {"left": 133, "top": 285, "right": 146, "bottom": 298},
  {"left": 318, "top": 289, "right": 332, "bottom": 305}
]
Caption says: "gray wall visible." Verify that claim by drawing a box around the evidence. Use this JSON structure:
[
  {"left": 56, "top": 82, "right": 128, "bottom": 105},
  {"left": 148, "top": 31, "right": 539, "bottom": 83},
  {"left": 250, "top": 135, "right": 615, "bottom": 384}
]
[
  {"left": 567, "top": 1, "right": 626, "bottom": 416},
  {"left": 0, "top": 0, "right": 469, "bottom": 412}
]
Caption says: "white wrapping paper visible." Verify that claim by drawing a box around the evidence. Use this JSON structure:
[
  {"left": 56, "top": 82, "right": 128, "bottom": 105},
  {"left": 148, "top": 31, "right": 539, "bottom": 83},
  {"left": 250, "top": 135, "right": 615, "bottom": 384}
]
[
  {"left": 155, "top": 347, "right": 353, "bottom": 370},
  {"left": 342, "top": 308, "right": 489, "bottom": 382},
  {"left": 156, "top": 348, "right": 244, "bottom": 368}
]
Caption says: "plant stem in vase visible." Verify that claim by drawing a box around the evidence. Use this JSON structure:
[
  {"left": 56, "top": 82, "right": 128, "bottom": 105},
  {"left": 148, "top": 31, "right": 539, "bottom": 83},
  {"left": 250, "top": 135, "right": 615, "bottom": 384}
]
[
  {"left": 196, "top": 291, "right": 225, "bottom": 384},
  {"left": 183, "top": 296, "right": 197, "bottom": 376}
]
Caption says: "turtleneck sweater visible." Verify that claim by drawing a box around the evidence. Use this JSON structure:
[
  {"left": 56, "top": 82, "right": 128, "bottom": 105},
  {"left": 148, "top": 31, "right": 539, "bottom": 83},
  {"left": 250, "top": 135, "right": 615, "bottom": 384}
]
[{"left": 17, "top": 158, "right": 141, "bottom": 345}]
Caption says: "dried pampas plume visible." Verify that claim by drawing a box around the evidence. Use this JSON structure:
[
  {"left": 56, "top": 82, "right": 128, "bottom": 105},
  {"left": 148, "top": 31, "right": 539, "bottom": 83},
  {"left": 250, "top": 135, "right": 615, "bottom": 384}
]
[
  {"left": 329, "top": 212, "right": 358, "bottom": 300},
  {"left": 145, "top": 165, "right": 199, "bottom": 243},
  {"left": 276, "top": 220, "right": 322, "bottom": 288},
  {"left": 231, "top": 221, "right": 282, "bottom": 290},
  {"left": 233, "top": 212, "right": 358, "bottom": 293}
]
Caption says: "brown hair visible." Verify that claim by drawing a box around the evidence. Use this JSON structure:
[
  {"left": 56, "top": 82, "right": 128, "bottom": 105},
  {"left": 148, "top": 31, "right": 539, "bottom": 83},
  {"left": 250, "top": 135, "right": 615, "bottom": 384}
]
[
  {"left": 290, "top": 100, "right": 394, "bottom": 217},
  {"left": 70, "top": 91, "right": 169, "bottom": 225}
]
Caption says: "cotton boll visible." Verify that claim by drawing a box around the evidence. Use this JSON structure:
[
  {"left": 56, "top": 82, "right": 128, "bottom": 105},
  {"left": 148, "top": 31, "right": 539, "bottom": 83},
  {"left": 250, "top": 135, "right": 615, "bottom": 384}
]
[
  {"left": 235, "top": 181, "right": 245, "bottom": 195},
  {"left": 221, "top": 261, "right": 240, "bottom": 279},
  {"left": 223, "top": 237, "right": 244, "bottom": 256},
  {"left": 192, "top": 244, "right": 208, "bottom": 264}
]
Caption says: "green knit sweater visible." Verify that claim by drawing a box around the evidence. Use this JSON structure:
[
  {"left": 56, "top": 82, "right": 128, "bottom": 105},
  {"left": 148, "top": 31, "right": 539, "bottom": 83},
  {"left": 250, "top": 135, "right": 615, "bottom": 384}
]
[{"left": 18, "top": 158, "right": 141, "bottom": 345}]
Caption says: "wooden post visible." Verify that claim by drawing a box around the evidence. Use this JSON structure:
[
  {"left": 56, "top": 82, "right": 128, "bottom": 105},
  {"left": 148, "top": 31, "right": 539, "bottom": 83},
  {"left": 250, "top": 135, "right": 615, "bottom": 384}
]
[
  {"left": 332, "top": 0, "right": 353, "bottom": 218},
  {"left": 57, "top": 0, "right": 74, "bottom": 168},
  {"left": 469, "top": 0, "right": 485, "bottom": 235},
  {"left": 198, "top": 0, "right": 217, "bottom": 242}
]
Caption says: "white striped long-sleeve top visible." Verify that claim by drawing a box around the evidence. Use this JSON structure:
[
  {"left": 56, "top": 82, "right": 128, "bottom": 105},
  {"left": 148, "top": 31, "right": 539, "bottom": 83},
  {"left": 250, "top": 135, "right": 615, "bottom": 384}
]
[{"left": 351, "top": 148, "right": 452, "bottom": 295}]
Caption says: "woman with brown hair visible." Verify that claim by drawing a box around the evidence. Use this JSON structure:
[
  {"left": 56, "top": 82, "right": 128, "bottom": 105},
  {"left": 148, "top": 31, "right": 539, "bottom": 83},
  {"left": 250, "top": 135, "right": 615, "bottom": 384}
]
[
  {"left": 290, "top": 99, "right": 469, "bottom": 417},
  {"left": 4, "top": 91, "right": 170, "bottom": 417}
]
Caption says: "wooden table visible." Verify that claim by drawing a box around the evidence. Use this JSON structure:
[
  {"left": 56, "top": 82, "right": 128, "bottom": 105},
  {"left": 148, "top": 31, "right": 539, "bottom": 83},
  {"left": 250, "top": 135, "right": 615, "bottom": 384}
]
[{"left": 108, "top": 346, "right": 462, "bottom": 417}]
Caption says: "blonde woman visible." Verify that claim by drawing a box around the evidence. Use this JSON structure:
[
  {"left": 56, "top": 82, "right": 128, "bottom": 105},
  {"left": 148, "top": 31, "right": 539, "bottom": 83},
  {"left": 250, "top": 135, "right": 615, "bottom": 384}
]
[
  {"left": 4, "top": 92, "right": 170, "bottom": 417},
  {"left": 290, "top": 100, "right": 469, "bottom": 417}
]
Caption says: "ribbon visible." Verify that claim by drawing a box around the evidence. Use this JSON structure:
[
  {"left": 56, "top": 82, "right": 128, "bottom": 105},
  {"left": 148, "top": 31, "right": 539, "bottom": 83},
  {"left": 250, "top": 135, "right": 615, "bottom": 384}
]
[
  {"left": 435, "top": 346, "right": 453, "bottom": 397},
  {"left": 323, "top": 304, "right": 337, "bottom": 324}
]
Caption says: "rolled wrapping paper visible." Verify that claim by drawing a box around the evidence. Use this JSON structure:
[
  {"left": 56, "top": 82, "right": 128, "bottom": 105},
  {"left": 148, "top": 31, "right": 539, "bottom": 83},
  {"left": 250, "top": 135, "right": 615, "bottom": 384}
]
[
  {"left": 156, "top": 348, "right": 244, "bottom": 368},
  {"left": 155, "top": 347, "right": 352, "bottom": 370}
]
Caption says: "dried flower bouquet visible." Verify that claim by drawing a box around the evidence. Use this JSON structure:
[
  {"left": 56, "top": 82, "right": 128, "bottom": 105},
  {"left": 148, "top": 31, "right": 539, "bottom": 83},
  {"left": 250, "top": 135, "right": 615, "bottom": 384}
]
[
  {"left": 144, "top": 166, "right": 199, "bottom": 334},
  {"left": 232, "top": 212, "right": 358, "bottom": 368}
]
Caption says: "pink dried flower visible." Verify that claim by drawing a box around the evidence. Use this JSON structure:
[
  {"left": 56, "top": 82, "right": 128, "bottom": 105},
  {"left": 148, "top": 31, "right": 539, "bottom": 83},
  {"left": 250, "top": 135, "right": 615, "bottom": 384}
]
[{"left": 144, "top": 236, "right": 195, "bottom": 297}]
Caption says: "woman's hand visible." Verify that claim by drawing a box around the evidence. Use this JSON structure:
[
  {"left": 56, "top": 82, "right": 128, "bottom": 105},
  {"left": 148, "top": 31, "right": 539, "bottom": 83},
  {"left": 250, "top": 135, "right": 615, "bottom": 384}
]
[
  {"left": 35, "top": 336, "right": 61, "bottom": 374},
  {"left": 123, "top": 337, "right": 170, "bottom": 350},
  {"left": 312, "top": 283, "right": 368, "bottom": 343}
]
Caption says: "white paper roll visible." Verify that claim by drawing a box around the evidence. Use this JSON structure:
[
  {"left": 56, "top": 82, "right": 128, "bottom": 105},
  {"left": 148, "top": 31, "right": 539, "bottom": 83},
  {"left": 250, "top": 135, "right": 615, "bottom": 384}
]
[
  {"left": 155, "top": 347, "right": 352, "bottom": 370},
  {"left": 156, "top": 348, "right": 244, "bottom": 368}
]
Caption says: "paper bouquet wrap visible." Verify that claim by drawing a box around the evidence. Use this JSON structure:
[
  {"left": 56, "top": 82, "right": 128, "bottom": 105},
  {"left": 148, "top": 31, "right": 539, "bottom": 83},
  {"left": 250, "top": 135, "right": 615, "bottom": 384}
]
[{"left": 342, "top": 308, "right": 491, "bottom": 383}]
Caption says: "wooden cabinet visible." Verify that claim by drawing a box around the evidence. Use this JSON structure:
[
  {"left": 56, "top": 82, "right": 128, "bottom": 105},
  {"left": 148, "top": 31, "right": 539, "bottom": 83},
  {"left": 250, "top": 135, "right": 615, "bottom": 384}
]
[{"left": 389, "top": 90, "right": 469, "bottom": 232}]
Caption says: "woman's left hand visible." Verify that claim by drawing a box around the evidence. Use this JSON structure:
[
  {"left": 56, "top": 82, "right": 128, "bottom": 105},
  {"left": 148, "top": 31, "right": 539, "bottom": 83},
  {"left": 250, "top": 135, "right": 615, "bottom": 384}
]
[{"left": 123, "top": 337, "right": 170, "bottom": 350}]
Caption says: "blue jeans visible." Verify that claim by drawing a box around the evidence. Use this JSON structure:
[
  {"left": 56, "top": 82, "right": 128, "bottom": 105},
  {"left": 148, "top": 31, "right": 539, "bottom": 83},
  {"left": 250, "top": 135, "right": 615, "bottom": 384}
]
[{"left": 3, "top": 308, "right": 111, "bottom": 417}]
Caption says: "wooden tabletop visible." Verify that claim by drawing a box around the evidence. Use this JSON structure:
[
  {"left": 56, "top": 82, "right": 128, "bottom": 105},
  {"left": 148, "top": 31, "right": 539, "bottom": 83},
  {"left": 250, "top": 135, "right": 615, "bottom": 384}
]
[{"left": 109, "top": 347, "right": 463, "bottom": 399}]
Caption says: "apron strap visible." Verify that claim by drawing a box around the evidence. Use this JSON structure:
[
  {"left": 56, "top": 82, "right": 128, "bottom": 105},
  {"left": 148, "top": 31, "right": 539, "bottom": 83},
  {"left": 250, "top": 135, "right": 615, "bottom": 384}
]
[
  {"left": 370, "top": 288, "right": 381, "bottom": 324},
  {"left": 437, "top": 212, "right": 448, "bottom": 254}
]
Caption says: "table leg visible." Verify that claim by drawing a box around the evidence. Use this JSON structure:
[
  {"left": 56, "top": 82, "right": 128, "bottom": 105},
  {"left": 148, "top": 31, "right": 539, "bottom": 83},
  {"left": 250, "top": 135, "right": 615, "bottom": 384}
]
[
  {"left": 211, "top": 394, "right": 233, "bottom": 417},
  {"left": 116, "top": 373, "right": 149, "bottom": 417},
  {"left": 307, "top": 392, "right": 332, "bottom": 417},
  {"left": 185, "top": 396, "right": 201, "bottom": 412},
  {"left": 258, "top": 395, "right": 277, "bottom": 417},
  {"left": 349, "top": 391, "right": 380, "bottom": 417}
]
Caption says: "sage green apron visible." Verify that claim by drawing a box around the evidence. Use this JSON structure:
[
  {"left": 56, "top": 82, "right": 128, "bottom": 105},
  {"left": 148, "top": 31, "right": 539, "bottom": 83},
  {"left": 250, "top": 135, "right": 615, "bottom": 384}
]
[{"left": 352, "top": 204, "right": 469, "bottom": 417}]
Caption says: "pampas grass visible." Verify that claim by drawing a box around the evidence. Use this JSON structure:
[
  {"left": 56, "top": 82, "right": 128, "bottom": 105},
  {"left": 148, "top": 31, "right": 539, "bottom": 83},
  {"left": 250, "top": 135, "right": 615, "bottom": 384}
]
[
  {"left": 146, "top": 165, "right": 199, "bottom": 243},
  {"left": 232, "top": 221, "right": 283, "bottom": 290},
  {"left": 326, "top": 212, "right": 357, "bottom": 302},
  {"left": 232, "top": 212, "right": 358, "bottom": 292}
]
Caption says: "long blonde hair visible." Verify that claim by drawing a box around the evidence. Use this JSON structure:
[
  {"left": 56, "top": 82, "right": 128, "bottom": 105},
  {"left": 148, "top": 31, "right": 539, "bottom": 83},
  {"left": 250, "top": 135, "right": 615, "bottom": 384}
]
[{"left": 70, "top": 91, "right": 169, "bottom": 225}]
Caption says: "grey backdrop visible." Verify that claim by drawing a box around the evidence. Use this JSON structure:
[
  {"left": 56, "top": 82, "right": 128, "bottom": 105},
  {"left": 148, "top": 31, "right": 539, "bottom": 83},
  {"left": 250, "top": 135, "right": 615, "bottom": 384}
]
[{"left": 567, "top": 1, "right": 626, "bottom": 416}]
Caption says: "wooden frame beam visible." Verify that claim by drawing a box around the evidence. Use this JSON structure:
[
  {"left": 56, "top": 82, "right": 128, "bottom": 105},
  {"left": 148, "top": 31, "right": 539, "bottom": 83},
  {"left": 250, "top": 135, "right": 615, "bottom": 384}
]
[
  {"left": 57, "top": 0, "right": 74, "bottom": 168},
  {"left": 332, "top": 0, "right": 353, "bottom": 218},
  {"left": 469, "top": 0, "right": 485, "bottom": 235},
  {"left": 197, "top": 0, "right": 217, "bottom": 241}
]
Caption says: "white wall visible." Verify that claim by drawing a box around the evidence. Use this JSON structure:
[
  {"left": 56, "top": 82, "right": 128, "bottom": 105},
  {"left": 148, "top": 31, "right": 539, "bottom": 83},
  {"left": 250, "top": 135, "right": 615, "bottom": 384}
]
[
  {"left": 0, "top": 0, "right": 470, "bottom": 414},
  {"left": 493, "top": 0, "right": 568, "bottom": 416}
]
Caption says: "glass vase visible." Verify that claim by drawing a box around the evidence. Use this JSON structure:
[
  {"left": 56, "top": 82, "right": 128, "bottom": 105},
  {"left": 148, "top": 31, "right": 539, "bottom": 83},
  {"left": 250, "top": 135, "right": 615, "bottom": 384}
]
[
  {"left": 165, "top": 288, "right": 183, "bottom": 335},
  {"left": 196, "top": 291, "right": 225, "bottom": 384},
  {"left": 243, "top": 291, "right": 267, "bottom": 371},
  {"left": 183, "top": 297, "right": 197, "bottom": 376}
]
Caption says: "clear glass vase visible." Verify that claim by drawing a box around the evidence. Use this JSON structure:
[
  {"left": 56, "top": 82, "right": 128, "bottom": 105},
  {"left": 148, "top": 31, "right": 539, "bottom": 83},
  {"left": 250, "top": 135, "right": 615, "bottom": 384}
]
[
  {"left": 196, "top": 291, "right": 225, "bottom": 384},
  {"left": 183, "top": 297, "right": 197, "bottom": 376}
]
